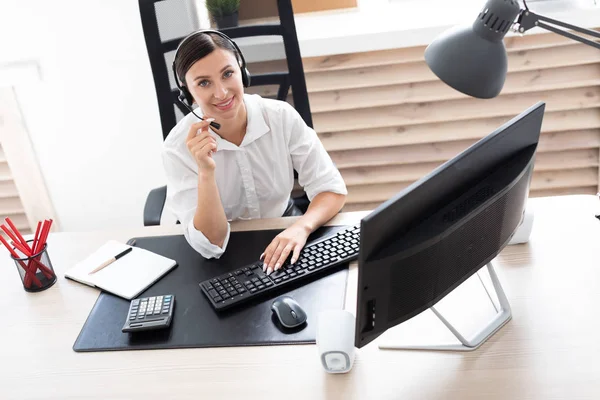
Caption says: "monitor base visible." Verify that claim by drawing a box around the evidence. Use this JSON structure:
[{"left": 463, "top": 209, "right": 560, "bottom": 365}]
[{"left": 378, "top": 262, "right": 511, "bottom": 352}]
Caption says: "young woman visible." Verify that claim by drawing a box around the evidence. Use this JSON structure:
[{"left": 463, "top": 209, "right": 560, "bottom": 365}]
[{"left": 162, "top": 30, "right": 347, "bottom": 275}]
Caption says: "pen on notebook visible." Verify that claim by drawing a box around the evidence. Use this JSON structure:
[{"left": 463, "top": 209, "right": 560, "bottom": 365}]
[{"left": 88, "top": 247, "right": 133, "bottom": 274}]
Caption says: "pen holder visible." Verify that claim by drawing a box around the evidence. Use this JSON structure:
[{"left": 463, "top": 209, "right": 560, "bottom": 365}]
[{"left": 11, "top": 240, "right": 57, "bottom": 292}]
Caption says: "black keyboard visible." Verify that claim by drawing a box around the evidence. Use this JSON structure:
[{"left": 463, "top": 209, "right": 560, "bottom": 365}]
[{"left": 199, "top": 224, "right": 361, "bottom": 311}]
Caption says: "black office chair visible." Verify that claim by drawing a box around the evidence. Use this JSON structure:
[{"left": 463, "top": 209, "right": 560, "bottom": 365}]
[{"left": 138, "top": 0, "right": 313, "bottom": 226}]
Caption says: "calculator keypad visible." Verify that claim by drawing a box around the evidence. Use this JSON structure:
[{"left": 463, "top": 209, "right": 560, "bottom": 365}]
[
  {"left": 123, "top": 294, "right": 174, "bottom": 333},
  {"left": 128, "top": 295, "right": 173, "bottom": 320}
]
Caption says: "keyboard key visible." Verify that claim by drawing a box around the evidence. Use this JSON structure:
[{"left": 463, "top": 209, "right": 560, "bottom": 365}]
[
  {"left": 271, "top": 269, "right": 286, "bottom": 279},
  {"left": 209, "top": 289, "right": 218, "bottom": 298},
  {"left": 214, "top": 296, "right": 222, "bottom": 302}
]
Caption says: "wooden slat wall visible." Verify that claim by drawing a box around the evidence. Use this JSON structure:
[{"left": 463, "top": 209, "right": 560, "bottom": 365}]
[
  {"left": 0, "top": 145, "right": 30, "bottom": 239},
  {"left": 247, "top": 31, "right": 600, "bottom": 211}
]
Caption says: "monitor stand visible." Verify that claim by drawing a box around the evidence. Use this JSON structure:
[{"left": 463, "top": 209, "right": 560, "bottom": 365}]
[{"left": 378, "top": 262, "right": 511, "bottom": 352}]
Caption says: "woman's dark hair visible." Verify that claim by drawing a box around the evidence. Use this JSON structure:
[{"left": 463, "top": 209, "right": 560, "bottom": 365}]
[{"left": 174, "top": 32, "right": 241, "bottom": 87}]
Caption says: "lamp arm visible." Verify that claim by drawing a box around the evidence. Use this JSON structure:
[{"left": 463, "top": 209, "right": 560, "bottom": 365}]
[{"left": 517, "top": 11, "right": 600, "bottom": 50}]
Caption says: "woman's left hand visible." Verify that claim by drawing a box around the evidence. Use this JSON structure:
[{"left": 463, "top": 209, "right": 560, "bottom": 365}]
[{"left": 261, "top": 224, "right": 311, "bottom": 275}]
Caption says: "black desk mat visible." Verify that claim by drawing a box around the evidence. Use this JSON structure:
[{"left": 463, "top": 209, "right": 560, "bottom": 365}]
[{"left": 73, "top": 225, "right": 350, "bottom": 352}]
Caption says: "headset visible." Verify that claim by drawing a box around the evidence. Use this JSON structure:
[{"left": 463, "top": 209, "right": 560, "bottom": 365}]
[{"left": 172, "top": 29, "right": 251, "bottom": 130}]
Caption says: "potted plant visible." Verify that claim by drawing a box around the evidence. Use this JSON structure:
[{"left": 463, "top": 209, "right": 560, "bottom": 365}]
[{"left": 206, "top": 0, "right": 241, "bottom": 29}]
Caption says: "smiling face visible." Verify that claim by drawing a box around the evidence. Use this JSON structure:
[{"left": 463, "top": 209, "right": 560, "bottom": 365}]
[{"left": 184, "top": 48, "right": 245, "bottom": 120}]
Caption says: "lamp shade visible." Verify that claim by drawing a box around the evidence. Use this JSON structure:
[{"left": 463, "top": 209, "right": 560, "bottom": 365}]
[
  {"left": 424, "top": 25, "right": 508, "bottom": 99},
  {"left": 424, "top": 0, "right": 522, "bottom": 99}
]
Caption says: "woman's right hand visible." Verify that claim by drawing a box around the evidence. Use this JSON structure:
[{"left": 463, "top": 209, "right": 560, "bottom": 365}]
[{"left": 186, "top": 119, "right": 217, "bottom": 171}]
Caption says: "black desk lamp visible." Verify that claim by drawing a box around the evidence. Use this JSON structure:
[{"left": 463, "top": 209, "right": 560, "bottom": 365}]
[{"left": 424, "top": 0, "right": 600, "bottom": 99}]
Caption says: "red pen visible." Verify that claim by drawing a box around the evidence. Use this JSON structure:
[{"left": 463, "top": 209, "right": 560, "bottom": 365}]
[
  {"left": 31, "top": 221, "right": 41, "bottom": 255},
  {"left": 5, "top": 217, "right": 31, "bottom": 253}
]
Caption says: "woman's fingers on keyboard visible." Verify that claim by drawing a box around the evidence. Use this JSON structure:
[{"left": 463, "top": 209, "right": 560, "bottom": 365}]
[
  {"left": 266, "top": 242, "right": 286, "bottom": 275},
  {"left": 291, "top": 244, "right": 302, "bottom": 265},
  {"left": 273, "top": 244, "right": 294, "bottom": 272},
  {"left": 262, "top": 239, "right": 280, "bottom": 272}
]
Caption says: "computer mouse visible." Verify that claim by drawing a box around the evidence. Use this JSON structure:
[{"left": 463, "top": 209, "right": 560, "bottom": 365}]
[{"left": 271, "top": 296, "right": 307, "bottom": 328}]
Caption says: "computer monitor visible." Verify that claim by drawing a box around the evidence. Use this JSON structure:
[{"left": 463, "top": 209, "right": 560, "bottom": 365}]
[{"left": 354, "top": 101, "right": 546, "bottom": 350}]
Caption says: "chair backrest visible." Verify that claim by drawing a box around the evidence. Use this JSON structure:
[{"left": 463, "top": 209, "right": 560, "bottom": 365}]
[{"left": 138, "top": 0, "right": 313, "bottom": 141}]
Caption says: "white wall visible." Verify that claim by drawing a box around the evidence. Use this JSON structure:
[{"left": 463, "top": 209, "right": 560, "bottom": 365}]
[{"left": 0, "top": 0, "right": 183, "bottom": 232}]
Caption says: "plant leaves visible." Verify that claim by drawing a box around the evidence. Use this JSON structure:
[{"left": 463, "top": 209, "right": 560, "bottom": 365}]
[{"left": 206, "top": 0, "right": 240, "bottom": 17}]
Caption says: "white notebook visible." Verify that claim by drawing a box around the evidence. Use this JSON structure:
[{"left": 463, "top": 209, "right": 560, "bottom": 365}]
[{"left": 64, "top": 240, "right": 177, "bottom": 300}]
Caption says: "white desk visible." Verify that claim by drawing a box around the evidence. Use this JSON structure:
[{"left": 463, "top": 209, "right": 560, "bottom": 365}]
[{"left": 2, "top": 195, "right": 600, "bottom": 399}]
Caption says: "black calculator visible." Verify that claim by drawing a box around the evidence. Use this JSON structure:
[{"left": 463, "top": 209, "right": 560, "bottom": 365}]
[{"left": 122, "top": 294, "right": 175, "bottom": 333}]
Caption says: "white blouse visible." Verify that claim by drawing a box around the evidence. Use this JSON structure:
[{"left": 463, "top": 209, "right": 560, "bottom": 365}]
[{"left": 161, "top": 94, "right": 348, "bottom": 259}]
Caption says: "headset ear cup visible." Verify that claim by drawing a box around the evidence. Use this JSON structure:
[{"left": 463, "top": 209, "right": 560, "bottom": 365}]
[
  {"left": 181, "top": 87, "right": 193, "bottom": 105},
  {"left": 242, "top": 67, "right": 251, "bottom": 88}
]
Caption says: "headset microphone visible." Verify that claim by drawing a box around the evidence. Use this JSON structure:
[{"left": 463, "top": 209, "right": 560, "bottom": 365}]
[{"left": 177, "top": 95, "right": 222, "bottom": 130}]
